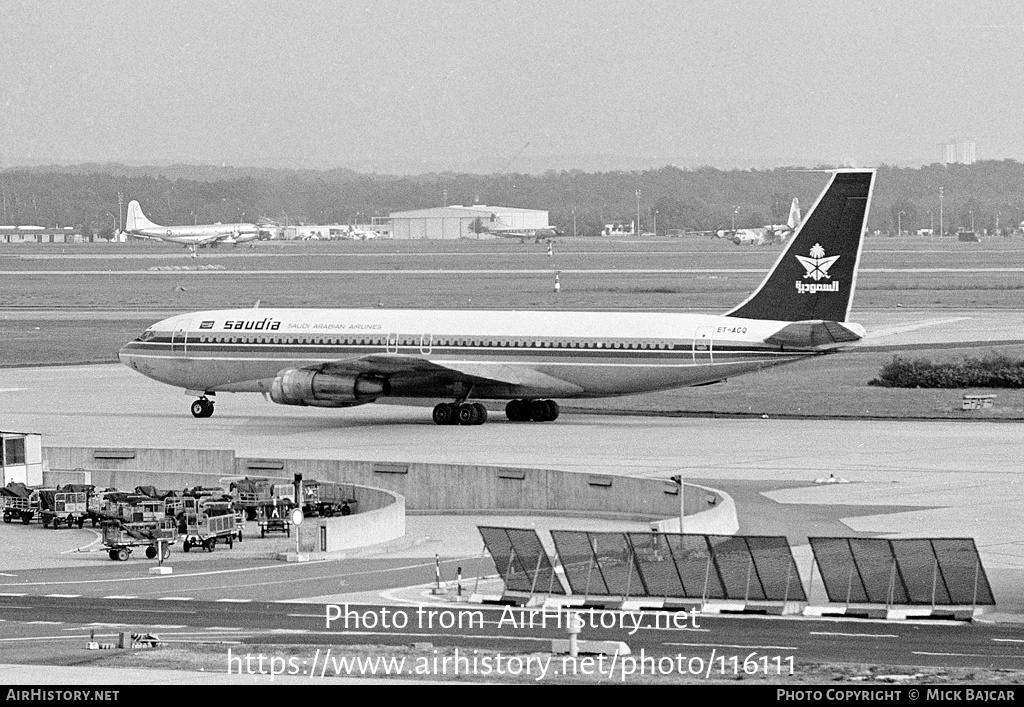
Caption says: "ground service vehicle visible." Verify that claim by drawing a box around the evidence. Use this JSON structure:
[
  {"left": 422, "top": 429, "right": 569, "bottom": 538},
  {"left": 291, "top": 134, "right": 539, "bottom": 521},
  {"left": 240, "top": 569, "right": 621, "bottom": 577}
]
[
  {"left": 300, "top": 480, "right": 357, "bottom": 517},
  {"left": 232, "top": 477, "right": 296, "bottom": 520},
  {"left": 182, "top": 501, "right": 243, "bottom": 552},
  {"left": 1, "top": 484, "right": 46, "bottom": 524},
  {"left": 102, "top": 519, "right": 176, "bottom": 561},
  {"left": 41, "top": 485, "right": 95, "bottom": 529}
]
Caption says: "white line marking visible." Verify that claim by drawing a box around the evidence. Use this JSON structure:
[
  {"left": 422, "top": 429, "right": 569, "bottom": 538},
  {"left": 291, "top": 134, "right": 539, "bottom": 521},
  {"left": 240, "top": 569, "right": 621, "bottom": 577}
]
[
  {"left": 0, "top": 593, "right": 27, "bottom": 597},
  {"left": 809, "top": 631, "right": 900, "bottom": 638},
  {"left": 993, "top": 638, "right": 1024, "bottom": 644},
  {"left": 157, "top": 597, "right": 194, "bottom": 601},
  {"left": 45, "top": 594, "right": 80, "bottom": 598},
  {"left": 26, "top": 621, "right": 63, "bottom": 625},
  {"left": 665, "top": 642, "right": 799, "bottom": 651},
  {"left": 102, "top": 595, "right": 138, "bottom": 600},
  {"left": 914, "top": 651, "right": 1024, "bottom": 659},
  {"left": 214, "top": 598, "right": 252, "bottom": 603}
]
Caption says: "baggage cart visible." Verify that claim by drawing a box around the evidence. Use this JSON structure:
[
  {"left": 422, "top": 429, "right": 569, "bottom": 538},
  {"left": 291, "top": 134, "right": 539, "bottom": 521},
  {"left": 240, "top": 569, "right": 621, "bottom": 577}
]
[
  {"left": 43, "top": 491, "right": 91, "bottom": 529},
  {"left": 101, "top": 519, "right": 176, "bottom": 561},
  {"left": 2, "top": 486, "right": 48, "bottom": 525},
  {"left": 182, "top": 503, "right": 243, "bottom": 552}
]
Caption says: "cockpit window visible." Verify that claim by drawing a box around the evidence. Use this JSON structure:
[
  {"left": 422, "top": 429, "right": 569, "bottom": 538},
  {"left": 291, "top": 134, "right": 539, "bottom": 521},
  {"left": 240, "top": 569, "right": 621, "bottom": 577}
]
[{"left": 137, "top": 329, "right": 157, "bottom": 342}]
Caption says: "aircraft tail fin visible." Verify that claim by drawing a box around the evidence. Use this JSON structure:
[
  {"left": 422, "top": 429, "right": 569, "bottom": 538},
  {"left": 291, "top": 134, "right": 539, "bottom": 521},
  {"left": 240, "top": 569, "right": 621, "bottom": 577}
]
[
  {"left": 787, "top": 198, "right": 801, "bottom": 230},
  {"left": 125, "top": 201, "right": 160, "bottom": 231},
  {"left": 725, "top": 170, "right": 874, "bottom": 323}
]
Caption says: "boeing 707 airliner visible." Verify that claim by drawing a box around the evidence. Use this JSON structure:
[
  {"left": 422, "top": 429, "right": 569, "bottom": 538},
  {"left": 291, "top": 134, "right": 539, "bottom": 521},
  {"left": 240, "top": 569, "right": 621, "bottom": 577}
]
[{"left": 119, "top": 170, "right": 874, "bottom": 425}]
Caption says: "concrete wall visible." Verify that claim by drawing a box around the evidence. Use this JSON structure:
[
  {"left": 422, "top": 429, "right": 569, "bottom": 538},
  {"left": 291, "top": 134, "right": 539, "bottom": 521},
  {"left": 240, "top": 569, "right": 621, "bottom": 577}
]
[
  {"left": 43, "top": 447, "right": 729, "bottom": 523},
  {"left": 320, "top": 487, "right": 405, "bottom": 551}
]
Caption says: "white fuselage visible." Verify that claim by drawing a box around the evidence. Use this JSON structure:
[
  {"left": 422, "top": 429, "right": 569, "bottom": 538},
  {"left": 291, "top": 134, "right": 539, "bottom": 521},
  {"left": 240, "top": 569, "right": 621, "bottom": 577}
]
[
  {"left": 127, "top": 222, "right": 259, "bottom": 246},
  {"left": 119, "top": 307, "right": 855, "bottom": 401}
]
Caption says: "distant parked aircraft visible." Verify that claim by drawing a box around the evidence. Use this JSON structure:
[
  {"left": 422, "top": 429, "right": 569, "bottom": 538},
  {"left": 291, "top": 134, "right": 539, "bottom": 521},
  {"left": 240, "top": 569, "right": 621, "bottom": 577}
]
[
  {"left": 716, "top": 198, "right": 802, "bottom": 246},
  {"left": 122, "top": 201, "right": 260, "bottom": 257}
]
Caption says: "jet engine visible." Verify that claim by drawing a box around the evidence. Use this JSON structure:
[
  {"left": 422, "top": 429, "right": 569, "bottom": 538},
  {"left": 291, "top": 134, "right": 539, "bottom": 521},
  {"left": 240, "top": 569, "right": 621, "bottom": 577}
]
[{"left": 270, "top": 368, "right": 389, "bottom": 407}]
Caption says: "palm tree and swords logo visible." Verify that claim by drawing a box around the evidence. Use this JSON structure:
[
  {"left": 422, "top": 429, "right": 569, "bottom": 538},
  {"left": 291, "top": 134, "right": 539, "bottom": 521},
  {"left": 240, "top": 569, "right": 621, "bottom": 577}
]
[{"left": 794, "top": 243, "right": 841, "bottom": 293}]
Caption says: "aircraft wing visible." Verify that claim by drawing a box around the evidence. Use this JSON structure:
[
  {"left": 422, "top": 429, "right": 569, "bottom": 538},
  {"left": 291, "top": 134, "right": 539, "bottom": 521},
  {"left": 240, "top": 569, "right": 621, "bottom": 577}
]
[{"left": 315, "top": 353, "right": 584, "bottom": 394}]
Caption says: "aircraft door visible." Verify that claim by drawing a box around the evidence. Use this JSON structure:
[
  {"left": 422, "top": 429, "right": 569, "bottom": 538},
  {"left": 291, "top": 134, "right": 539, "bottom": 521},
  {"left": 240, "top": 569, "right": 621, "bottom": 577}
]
[
  {"left": 171, "top": 320, "right": 191, "bottom": 356},
  {"left": 385, "top": 332, "right": 399, "bottom": 354},
  {"left": 692, "top": 326, "right": 714, "bottom": 362},
  {"left": 419, "top": 333, "right": 433, "bottom": 355}
]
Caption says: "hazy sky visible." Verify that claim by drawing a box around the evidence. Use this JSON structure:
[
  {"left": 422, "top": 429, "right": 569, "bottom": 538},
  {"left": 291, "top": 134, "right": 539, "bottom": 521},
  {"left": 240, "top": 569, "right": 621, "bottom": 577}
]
[{"left": 2, "top": 0, "right": 1022, "bottom": 172}]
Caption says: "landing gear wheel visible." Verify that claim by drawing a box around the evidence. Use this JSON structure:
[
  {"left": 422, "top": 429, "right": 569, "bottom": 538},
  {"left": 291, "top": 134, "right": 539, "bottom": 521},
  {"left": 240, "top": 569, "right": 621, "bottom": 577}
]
[
  {"left": 530, "top": 399, "right": 551, "bottom": 422},
  {"left": 457, "top": 403, "right": 482, "bottom": 425},
  {"left": 108, "top": 549, "right": 119, "bottom": 561},
  {"left": 145, "top": 546, "right": 157, "bottom": 559},
  {"left": 182, "top": 540, "right": 192, "bottom": 553},
  {"left": 191, "top": 398, "right": 214, "bottom": 418},
  {"left": 505, "top": 399, "right": 522, "bottom": 421},
  {"left": 116, "top": 548, "right": 130, "bottom": 562},
  {"left": 543, "top": 399, "right": 559, "bottom": 421},
  {"left": 341, "top": 504, "right": 352, "bottom": 517},
  {"left": 432, "top": 402, "right": 458, "bottom": 425},
  {"left": 472, "top": 402, "right": 488, "bottom": 424}
]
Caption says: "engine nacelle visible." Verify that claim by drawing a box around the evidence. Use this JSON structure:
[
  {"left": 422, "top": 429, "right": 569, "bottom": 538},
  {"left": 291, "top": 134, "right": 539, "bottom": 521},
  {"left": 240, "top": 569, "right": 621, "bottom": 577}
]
[{"left": 270, "top": 368, "right": 389, "bottom": 407}]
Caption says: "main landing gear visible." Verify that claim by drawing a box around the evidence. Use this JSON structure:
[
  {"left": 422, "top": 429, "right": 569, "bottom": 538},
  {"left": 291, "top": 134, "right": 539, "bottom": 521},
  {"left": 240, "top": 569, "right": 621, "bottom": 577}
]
[
  {"left": 432, "top": 402, "right": 488, "bottom": 426},
  {"left": 191, "top": 397, "right": 215, "bottom": 418},
  {"left": 505, "top": 399, "right": 559, "bottom": 422}
]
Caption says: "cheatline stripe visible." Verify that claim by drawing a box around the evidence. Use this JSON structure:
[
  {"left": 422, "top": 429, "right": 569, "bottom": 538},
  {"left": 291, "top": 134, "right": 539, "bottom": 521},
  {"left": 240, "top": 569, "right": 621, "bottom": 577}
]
[
  {"left": 122, "top": 352, "right": 801, "bottom": 367},
  {"left": 4, "top": 267, "right": 1024, "bottom": 276}
]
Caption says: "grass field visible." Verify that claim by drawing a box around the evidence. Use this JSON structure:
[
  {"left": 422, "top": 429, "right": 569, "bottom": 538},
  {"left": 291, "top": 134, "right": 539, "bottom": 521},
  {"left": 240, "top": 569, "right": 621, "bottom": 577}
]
[{"left": 3, "top": 236, "right": 1023, "bottom": 419}]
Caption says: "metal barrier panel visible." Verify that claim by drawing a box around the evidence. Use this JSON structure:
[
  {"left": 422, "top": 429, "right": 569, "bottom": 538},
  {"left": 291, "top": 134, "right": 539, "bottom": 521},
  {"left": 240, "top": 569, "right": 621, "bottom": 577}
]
[
  {"left": 809, "top": 537, "right": 866, "bottom": 603},
  {"left": 627, "top": 532, "right": 686, "bottom": 599},
  {"left": 589, "top": 532, "right": 643, "bottom": 597},
  {"left": 672, "top": 534, "right": 726, "bottom": 600},
  {"left": 478, "top": 526, "right": 534, "bottom": 593},
  {"left": 848, "top": 538, "right": 907, "bottom": 604},
  {"left": 707, "top": 535, "right": 764, "bottom": 600},
  {"left": 891, "top": 539, "right": 941, "bottom": 605},
  {"left": 551, "top": 530, "right": 608, "bottom": 596},
  {"left": 928, "top": 538, "right": 995, "bottom": 606},
  {"left": 505, "top": 527, "right": 565, "bottom": 595},
  {"left": 746, "top": 535, "right": 807, "bottom": 602}
]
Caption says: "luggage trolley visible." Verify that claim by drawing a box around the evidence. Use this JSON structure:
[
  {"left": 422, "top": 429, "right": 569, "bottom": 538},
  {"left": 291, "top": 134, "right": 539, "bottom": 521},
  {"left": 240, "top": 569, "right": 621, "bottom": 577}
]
[{"left": 101, "top": 519, "right": 177, "bottom": 561}]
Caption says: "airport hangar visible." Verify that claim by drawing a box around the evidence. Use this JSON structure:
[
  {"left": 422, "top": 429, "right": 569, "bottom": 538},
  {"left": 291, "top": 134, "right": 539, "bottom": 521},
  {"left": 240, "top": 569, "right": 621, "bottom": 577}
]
[{"left": 386, "top": 205, "right": 548, "bottom": 239}]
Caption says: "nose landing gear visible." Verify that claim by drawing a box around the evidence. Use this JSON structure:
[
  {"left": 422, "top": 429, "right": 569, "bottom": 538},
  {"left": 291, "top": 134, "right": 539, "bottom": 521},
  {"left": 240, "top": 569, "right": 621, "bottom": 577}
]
[{"left": 190, "top": 397, "right": 215, "bottom": 418}]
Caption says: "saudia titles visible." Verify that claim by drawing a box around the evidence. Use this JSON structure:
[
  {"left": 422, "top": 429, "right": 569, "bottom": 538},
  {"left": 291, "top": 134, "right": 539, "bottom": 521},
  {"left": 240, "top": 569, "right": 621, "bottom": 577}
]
[
  {"left": 794, "top": 243, "right": 840, "bottom": 295},
  {"left": 222, "top": 318, "right": 282, "bottom": 330}
]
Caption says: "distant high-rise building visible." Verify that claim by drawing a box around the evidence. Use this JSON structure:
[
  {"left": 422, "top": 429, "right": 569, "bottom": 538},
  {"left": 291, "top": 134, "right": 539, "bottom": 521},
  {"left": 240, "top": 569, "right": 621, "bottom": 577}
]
[{"left": 943, "top": 139, "right": 976, "bottom": 165}]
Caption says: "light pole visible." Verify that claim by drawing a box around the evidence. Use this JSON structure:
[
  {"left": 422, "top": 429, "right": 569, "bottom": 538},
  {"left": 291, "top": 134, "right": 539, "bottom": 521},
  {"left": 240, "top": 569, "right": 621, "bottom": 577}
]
[
  {"left": 939, "top": 187, "right": 944, "bottom": 237},
  {"left": 898, "top": 211, "right": 905, "bottom": 237},
  {"left": 928, "top": 210, "right": 933, "bottom": 237},
  {"left": 970, "top": 210, "right": 974, "bottom": 232},
  {"left": 654, "top": 209, "right": 659, "bottom": 237},
  {"left": 732, "top": 207, "right": 739, "bottom": 232},
  {"left": 635, "top": 189, "right": 641, "bottom": 236},
  {"left": 572, "top": 208, "right": 577, "bottom": 238}
]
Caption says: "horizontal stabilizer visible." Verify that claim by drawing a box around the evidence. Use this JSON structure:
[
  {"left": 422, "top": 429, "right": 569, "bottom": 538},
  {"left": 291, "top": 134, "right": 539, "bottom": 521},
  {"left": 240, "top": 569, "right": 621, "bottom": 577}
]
[{"left": 763, "top": 320, "right": 866, "bottom": 350}]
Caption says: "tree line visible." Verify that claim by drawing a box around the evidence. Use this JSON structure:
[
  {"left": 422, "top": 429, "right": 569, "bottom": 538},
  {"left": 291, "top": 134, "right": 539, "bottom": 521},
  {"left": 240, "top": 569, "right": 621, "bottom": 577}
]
[{"left": 2, "top": 160, "right": 1023, "bottom": 237}]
